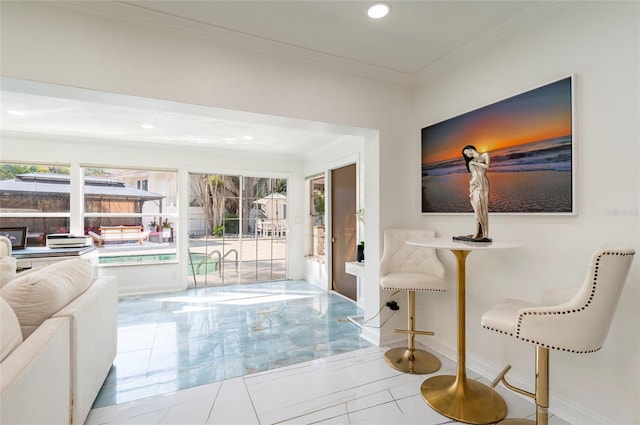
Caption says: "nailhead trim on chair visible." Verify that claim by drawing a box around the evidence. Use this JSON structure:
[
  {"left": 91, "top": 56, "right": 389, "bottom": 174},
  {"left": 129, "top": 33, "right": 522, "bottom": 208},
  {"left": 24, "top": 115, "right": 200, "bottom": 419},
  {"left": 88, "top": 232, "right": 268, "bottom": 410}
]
[
  {"left": 517, "top": 250, "right": 634, "bottom": 353},
  {"left": 481, "top": 325, "right": 514, "bottom": 336},
  {"left": 483, "top": 250, "right": 635, "bottom": 352},
  {"left": 382, "top": 287, "right": 445, "bottom": 292}
]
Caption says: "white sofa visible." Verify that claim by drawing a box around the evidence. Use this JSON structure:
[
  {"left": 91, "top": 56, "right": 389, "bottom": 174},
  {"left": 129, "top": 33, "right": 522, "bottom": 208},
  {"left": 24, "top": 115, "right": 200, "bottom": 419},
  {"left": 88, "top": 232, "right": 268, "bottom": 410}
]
[{"left": 0, "top": 243, "right": 117, "bottom": 425}]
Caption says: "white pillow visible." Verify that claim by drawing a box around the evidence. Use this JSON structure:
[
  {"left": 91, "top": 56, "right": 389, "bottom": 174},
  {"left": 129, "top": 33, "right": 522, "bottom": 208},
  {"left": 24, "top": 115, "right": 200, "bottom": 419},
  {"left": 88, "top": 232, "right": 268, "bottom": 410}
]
[
  {"left": 0, "top": 257, "right": 17, "bottom": 288},
  {"left": 0, "top": 297, "right": 23, "bottom": 361},
  {"left": 0, "top": 259, "right": 94, "bottom": 339}
]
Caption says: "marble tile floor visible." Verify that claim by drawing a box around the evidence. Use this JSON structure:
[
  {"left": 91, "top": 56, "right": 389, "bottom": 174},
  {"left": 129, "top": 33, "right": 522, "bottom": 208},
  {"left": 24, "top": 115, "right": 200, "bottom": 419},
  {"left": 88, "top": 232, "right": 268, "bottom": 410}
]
[
  {"left": 93, "top": 280, "right": 372, "bottom": 409},
  {"left": 89, "top": 280, "right": 571, "bottom": 424},
  {"left": 87, "top": 345, "right": 571, "bottom": 425}
]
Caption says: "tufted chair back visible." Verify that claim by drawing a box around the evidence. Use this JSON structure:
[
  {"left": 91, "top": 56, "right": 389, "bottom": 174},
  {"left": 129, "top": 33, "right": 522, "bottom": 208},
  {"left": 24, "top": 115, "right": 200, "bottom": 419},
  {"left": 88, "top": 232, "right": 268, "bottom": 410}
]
[
  {"left": 0, "top": 235, "right": 12, "bottom": 257},
  {"left": 380, "top": 229, "right": 446, "bottom": 292},
  {"left": 515, "top": 247, "right": 635, "bottom": 353}
]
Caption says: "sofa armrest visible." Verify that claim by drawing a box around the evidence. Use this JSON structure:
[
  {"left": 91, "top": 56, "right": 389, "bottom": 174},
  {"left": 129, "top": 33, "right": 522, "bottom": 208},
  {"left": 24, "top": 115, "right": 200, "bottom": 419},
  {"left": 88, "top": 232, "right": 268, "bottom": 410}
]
[
  {"left": 54, "top": 276, "right": 118, "bottom": 425},
  {"left": 0, "top": 317, "right": 71, "bottom": 425}
]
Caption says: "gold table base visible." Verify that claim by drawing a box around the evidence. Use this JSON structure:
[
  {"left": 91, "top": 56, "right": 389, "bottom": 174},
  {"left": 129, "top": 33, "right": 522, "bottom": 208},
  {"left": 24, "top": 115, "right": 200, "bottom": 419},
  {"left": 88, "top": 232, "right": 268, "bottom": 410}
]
[
  {"left": 421, "top": 248, "right": 507, "bottom": 424},
  {"left": 384, "top": 347, "right": 441, "bottom": 374},
  {"left": 421, "top": 375, "right": 507, "bottom": 424},
  {"left": 404, "top": 240, "right": 522, "bottom": 425}
]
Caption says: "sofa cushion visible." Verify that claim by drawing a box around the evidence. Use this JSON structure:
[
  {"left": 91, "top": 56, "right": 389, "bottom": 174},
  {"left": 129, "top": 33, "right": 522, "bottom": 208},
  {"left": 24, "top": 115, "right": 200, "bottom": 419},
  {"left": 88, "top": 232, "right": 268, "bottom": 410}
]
[
  {"left": 0, "top": 257, "right": 17, "bottom": 288},
  {"left": 0, "top": 297, "right": 23, "bottom": 361},
  {"left": 0, "top": 259, "right": 94, "bottom": 339}
]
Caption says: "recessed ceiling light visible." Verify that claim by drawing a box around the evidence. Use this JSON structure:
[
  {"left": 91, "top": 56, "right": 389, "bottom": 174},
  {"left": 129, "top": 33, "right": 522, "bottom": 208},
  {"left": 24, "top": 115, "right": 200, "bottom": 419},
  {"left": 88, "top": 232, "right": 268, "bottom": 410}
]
[
  {"left": 368, "top": 2, "right": 390, "bottom": 19},
  {"left": 140, "top": 124, "right": 155, "bottom": 129}
]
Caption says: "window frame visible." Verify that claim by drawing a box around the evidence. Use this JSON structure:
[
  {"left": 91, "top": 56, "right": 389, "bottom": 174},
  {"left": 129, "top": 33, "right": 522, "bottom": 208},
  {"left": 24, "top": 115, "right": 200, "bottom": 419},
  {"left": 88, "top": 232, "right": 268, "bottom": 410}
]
[
  {"left": 0, "top": 161, "right": 73, "bottom": 246},
  {"left": 81, "top": 164, "right": 179, "bottom": 266},
  {"left": 307, "top": 174, "right": 326, "bottom": 261}
]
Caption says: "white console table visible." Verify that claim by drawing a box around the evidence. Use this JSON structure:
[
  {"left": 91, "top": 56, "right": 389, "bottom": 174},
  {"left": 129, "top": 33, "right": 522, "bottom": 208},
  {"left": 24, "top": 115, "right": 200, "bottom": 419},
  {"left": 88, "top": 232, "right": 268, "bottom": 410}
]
[
  {"left": 345, "top": 261, "right": 365, "bottom": 308},
  {"left": 13, "top": 245, "right": 98, "bottom": 271}
]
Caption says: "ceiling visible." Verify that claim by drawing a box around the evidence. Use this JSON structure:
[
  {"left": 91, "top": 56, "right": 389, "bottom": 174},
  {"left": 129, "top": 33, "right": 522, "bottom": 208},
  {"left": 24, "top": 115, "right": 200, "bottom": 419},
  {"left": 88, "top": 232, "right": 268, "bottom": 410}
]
[
  {"left": 1, "top": 84, "right": 364, "bottom": 158},
  {"left": 80, "top": 0, "right": 553, "bottom": 84},
  {"left": 1, "top": 1, "right": 558, "bottom": 157}
]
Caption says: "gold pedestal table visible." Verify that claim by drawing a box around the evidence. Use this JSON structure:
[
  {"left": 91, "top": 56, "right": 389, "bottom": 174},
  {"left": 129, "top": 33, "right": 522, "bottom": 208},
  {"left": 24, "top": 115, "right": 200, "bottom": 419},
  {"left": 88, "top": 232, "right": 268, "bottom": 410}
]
[{"left": 406, "top": 237, "right": 522, "bottom": 425}]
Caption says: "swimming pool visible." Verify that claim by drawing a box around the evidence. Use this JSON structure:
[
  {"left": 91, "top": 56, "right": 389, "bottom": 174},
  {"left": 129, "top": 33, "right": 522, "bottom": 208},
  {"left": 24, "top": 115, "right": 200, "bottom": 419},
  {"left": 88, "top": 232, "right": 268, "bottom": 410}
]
[
  {"left": 99, "top": 253, "right": 177, "bottom": 264},
  {"left": 99, "top": 252, "right": 215, "bottom": 276}
]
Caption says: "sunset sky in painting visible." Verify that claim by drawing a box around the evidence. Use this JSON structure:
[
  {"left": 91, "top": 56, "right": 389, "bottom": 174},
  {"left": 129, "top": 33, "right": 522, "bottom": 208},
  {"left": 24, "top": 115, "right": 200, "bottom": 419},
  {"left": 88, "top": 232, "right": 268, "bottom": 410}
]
[{"left": 421, "top": 77, "right": 572, "bottom": 164}]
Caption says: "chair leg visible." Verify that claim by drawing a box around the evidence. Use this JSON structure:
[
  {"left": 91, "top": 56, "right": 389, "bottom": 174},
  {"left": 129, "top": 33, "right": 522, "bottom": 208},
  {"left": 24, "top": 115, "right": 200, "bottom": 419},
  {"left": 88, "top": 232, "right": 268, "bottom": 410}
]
[
  {"left": 492, "top": 346, "right": 550, "bottom": 425},
  {"left": 383, "top": 291, "right": 441, "bottom": 374},
  {"left": 535, "top": 346, "right": 550, "bottom": 425}
]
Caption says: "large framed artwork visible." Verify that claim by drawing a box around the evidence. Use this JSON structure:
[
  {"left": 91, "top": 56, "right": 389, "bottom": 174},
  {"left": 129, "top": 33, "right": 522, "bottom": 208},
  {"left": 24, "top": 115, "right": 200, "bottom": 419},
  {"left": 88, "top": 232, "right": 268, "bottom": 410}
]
[{"left": 421, "top": 76, "right": 574, "bottom": 214}]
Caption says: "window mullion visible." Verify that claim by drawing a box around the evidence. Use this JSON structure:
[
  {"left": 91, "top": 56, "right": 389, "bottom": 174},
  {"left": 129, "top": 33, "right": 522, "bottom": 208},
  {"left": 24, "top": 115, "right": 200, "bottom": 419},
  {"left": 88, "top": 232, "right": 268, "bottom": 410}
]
[{"left": 70, "top": 163, "right": 83, "bottom": 235}]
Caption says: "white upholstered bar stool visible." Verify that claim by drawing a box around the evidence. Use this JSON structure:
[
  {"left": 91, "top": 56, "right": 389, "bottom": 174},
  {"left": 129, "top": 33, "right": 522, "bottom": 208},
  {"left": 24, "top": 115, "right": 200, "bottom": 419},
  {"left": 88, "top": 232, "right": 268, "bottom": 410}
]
[
  {"left": 481, "top": 246, "right": 635, "bottom": 425},
  {"left": 380, "top": 229, "right": 447, "bottom": 374}
]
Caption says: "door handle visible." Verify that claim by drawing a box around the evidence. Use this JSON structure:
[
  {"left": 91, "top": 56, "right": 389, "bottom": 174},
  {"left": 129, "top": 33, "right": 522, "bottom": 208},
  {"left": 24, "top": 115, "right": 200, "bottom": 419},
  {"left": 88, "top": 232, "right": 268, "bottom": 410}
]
[{"left": 331, "top": 237, "right": 335, "bottom": 243}]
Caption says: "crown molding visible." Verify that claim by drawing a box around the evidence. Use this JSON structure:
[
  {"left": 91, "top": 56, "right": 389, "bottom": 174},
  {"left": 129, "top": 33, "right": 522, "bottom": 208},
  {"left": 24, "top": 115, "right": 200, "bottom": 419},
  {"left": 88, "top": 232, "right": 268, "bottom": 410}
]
[
  {"left": 55, "top": 1, "right": 562, "bottom": 88},
  {"left": 413, "top": 2, "right": 563, "bottom": 85},
  {"left": 62, "top": 1, "right": 416, "bottom": 87}
]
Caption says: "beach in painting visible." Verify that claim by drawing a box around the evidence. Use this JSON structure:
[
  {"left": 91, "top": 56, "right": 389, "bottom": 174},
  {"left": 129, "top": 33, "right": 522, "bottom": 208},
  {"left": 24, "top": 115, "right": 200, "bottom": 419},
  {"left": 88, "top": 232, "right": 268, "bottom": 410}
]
[
  {"left": 421, "top": 137, "right": 573, "bottom": 213},
  {"left": 422, "top": 170, "right": 572, "bottom": 213}
]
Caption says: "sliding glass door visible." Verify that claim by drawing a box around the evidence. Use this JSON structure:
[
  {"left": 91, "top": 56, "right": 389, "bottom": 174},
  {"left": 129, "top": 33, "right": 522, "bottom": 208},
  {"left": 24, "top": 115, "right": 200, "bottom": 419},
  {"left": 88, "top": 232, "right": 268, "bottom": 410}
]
[{"left": 188, "top": 173, "right": 287, "bottom": 286}]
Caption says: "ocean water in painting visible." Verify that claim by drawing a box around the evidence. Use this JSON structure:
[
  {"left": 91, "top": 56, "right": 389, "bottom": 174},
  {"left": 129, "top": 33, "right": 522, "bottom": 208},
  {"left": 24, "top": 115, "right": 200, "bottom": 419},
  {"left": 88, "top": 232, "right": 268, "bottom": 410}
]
[
  {"left": 422, "top": 136, "right": 572, "bottom": 213},
  {"left": 422, "top": 136, "right": 571, "bottom": 177}
]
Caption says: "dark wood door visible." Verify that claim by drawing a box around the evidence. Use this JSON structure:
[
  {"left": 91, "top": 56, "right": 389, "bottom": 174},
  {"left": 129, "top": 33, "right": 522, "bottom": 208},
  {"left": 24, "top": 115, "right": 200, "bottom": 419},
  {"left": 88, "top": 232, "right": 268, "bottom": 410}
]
[{"left": 331, "top": 164, "right": 357, "bottom": 301}]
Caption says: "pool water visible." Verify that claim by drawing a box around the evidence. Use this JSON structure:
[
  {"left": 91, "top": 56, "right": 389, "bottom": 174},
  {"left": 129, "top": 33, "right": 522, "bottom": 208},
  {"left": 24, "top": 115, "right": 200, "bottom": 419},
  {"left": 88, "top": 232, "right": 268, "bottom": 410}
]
[
  {"left": 99, "top": 253, "right": 177, "bottom": 264},
  {"left": 98, "top": 253, "right": 214, "bottom": 276}
]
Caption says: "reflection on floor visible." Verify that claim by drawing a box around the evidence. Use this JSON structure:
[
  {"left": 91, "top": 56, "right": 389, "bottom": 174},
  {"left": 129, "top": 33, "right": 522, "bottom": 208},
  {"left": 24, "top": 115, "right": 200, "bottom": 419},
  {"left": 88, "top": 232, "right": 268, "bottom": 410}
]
[
  {"left": 93, "top": 280, "right": 370, "bottom": 409},
  {"left": 89, "top": 280, "right": 571, "bottom": 425}
]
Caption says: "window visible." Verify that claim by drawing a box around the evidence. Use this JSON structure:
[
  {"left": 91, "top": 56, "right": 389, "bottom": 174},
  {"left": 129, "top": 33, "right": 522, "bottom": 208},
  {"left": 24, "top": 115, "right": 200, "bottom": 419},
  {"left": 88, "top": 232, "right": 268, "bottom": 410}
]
[
  {"left": 1, "top": 163, "right": 178, "bottom": 264},
  {"left": 309, "top": 175, "right": 325, "bottom": 260},
  {"left": 137, "top": 179, "right": 148, "bottom": 191},
  {"left": 0, "top": 162, "right": 71, "bottom": 247},
  {"left": 188, "top": 173, "right": 287, "bottom": 285},
  {"left": 82, "top": 167, "right": 178, "bottom": 265}
]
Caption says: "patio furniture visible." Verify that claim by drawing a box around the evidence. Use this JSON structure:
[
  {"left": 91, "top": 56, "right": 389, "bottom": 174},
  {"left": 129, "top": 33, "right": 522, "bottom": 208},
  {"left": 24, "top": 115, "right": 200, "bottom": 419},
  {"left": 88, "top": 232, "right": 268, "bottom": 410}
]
[
  {"left": 256, "top": 220, "right": 287, "bottom": 238},
  {"left": 89, "top": 225, "right": 150, "bottom": 247}
]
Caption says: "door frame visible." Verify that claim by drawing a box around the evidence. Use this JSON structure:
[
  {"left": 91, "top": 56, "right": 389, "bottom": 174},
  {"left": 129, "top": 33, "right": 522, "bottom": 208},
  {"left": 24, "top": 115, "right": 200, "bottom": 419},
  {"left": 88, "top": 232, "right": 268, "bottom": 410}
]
[{"left": 326, "top": 154, "right": 362, "bottom": 294}]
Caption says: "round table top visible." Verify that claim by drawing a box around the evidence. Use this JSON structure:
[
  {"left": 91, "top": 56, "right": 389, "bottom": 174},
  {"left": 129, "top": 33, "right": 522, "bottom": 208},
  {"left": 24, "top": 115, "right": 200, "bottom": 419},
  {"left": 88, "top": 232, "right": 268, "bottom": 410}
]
[{"left": 406, "top": 236, "right": 522, "bottom": 251}]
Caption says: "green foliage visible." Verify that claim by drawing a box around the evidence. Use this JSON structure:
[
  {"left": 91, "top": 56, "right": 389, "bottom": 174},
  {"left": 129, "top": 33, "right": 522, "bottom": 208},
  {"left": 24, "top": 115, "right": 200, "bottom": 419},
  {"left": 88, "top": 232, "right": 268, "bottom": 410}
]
[
  {"left": 83, "top": 168, "right": 108, "bottom": 176},
  {"left": 213, "top": 225, "right": 224, "bottom": 237},
  {"left": 275, "top": 179, "right": 287, "bottom": 193},
  {"left": 0, "top": 164, "right": 73, "bottom": 180},
  {"left": 0, "top": 164, "right": 41, "bottom": 179},
  {"left": 223, "top": 212, "right": 239, "bottom": 234},
  {"left": 314, "top": 194, "right": 325, "bottom": 214}
]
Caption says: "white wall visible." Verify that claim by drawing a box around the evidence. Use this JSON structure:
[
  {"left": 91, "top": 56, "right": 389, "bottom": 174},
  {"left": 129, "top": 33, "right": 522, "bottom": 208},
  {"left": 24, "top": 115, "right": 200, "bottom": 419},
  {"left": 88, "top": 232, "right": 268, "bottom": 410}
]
[
  {"left": 411, "top": 3, "right": 639, "bottom": 424},
  {"left": 0, "top": 1, "right": 412, "bottom": 331}
]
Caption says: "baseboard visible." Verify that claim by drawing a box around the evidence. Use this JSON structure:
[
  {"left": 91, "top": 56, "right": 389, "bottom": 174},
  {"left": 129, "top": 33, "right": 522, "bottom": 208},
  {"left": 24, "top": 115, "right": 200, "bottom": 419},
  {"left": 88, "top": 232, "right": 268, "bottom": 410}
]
[
  {"left": 116, "top": 280, "right": 186, "bottom": 296},
  {"left": 359, "top": 326, "right": 380, "bottom": 346}
]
